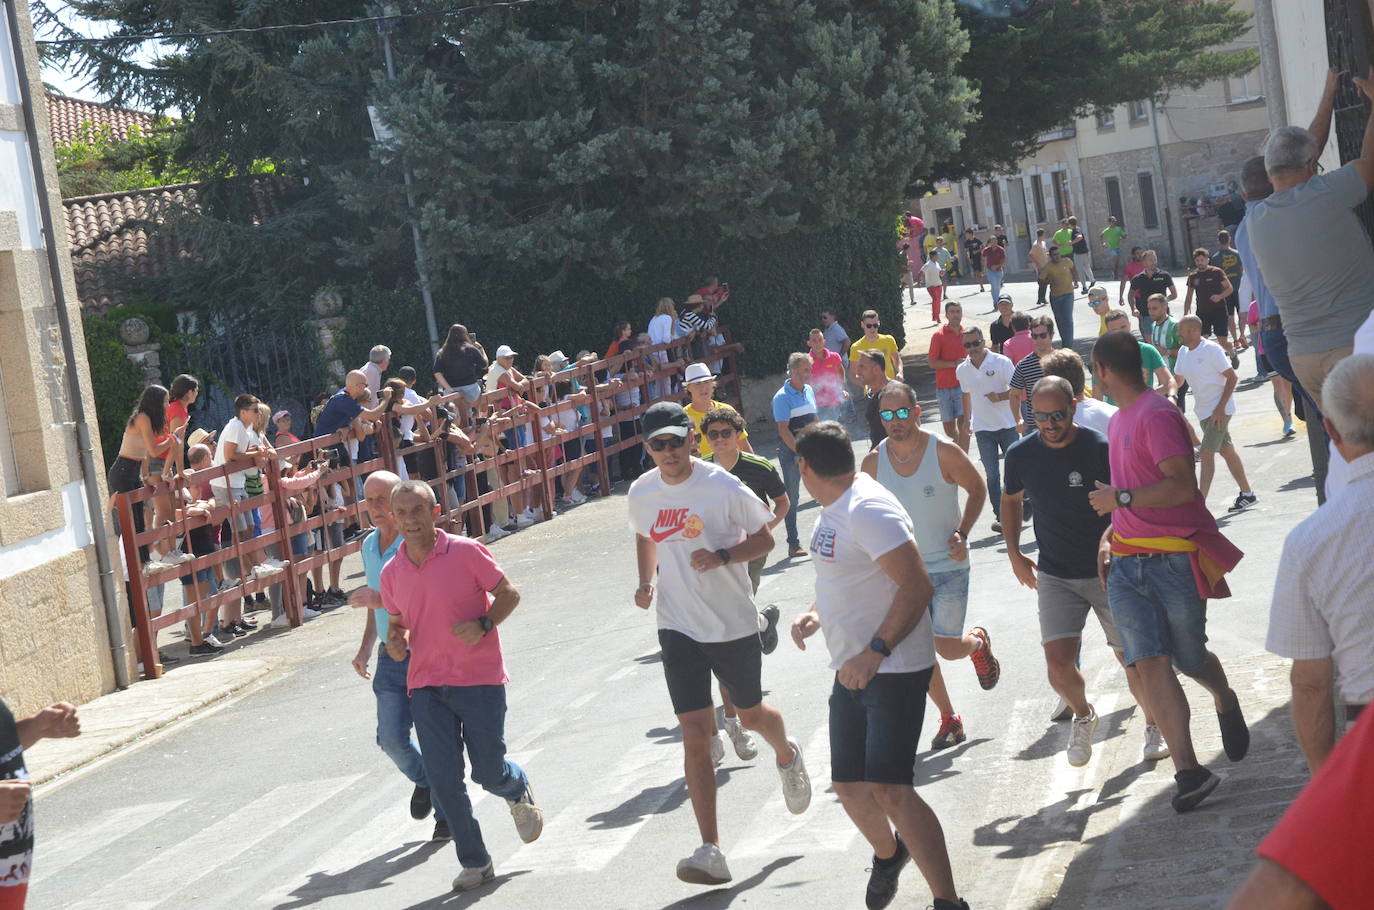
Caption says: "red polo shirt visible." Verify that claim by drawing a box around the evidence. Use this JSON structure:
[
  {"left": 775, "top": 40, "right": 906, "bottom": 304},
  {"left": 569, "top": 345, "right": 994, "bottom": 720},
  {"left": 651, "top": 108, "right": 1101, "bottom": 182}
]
[{"left": 928, "top": 325, "right": 966, "bottom": 390}]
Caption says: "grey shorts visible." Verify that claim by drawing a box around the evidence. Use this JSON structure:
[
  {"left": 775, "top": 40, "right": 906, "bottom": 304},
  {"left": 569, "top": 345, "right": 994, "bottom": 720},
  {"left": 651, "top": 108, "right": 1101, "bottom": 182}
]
[
  {"left": 214, "top": 486, "right": 251, "bottom": 533},
  {"left": 1037, "top": 572, "right": 1123, "bottom": 651},
  {"left": 935, "top": 386, "right": 965, "bottom": 422}
]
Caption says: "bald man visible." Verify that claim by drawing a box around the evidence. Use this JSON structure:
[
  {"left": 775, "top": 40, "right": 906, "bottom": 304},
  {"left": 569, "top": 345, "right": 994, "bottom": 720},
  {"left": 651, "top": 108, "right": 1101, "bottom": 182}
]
[
  {"left": 1175, "top": 315, "right": 1256, "bottom": 509},
  {"left": 348, "top": 471, "right": 450, "bottom": 840}
]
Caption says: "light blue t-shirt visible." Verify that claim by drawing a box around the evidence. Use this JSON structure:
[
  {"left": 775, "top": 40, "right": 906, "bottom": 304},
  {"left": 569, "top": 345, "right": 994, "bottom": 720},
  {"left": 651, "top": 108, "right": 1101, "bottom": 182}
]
[
  {"left": 1234, "top": 200, "right": 1278, "bottom": 320},
  {"left": 362, "top": 528, "right": 403, "bottom": 640},
  {"left": 1246, "top": 163, "right": 1374, "bottom": 355},
  {"left": 772, "top": 381, "right": 818, "bottom": 435}
]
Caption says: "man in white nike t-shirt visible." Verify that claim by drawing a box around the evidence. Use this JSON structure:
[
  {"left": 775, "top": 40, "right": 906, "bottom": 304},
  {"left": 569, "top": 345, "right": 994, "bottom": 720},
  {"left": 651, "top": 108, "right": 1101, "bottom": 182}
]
[{"left": 626, "top": 402, "right": 812, "bottom": 886}]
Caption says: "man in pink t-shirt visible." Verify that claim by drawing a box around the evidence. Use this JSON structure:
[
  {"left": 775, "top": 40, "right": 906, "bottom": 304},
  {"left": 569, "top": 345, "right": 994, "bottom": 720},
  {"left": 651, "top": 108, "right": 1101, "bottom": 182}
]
[
  {"left": 1086, "top": 331, "right": 1247, "bottom": 817},
  {"left": 1002, "top": 312, "right": 1034, "bottom": 367},
  {"left": 381, "top": 480, "right": 543, "bottom": 892},
  {"left": 806, "top": 328, "right": 847, "bottom": 420}
]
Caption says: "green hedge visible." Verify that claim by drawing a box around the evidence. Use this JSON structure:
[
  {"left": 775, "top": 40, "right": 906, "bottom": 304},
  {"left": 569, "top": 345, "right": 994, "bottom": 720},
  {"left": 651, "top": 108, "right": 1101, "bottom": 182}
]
[
  {"left": 339, "top": 221, "right": 902, "bottom": 387},
  {"left": 82, "top": 310, "right": 149, "bottom": 469}
]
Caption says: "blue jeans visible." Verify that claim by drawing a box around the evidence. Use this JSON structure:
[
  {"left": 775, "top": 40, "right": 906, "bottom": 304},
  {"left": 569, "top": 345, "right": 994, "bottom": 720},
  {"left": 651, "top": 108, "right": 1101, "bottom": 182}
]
[
  {"left": 372, "top": 646, "right": 445, "bottom": 822},
  {"left": 1261, "top": 325, "right": 1329, "bottom": 502},
  {"left": 987, "top": 269, "right": 1004, "bottom": 303},
  {"left": 975, "top": 427, "right": 1019, "bottom": 519},
  {"left": 411, "top": 684, "right": 529, "bottom": 869},
  {"left": 1107, "top": 553, "right": 1209, "bottom": 672},
  {"left": 1049, "top": 293, "right": 1076, "bottom": 349},
  {"left": 777, "top": 444, "right": 802, "bottom": 548}
]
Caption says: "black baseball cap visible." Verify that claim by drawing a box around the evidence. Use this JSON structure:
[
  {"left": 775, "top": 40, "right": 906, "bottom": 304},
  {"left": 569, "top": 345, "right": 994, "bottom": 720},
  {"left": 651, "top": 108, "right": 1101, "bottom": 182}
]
[{"left": 643, "top": 402, "right": 691, "bottom": 439}]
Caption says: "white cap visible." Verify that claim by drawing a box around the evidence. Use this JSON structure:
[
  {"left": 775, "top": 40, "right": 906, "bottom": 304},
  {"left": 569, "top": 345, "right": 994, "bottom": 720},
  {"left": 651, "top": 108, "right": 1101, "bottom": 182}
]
[
  {"left": 682, "top": 362, "right": 716, "bottom": 385},
  {"left": 548, "top": 349, "right": 570, "bottom": 370},
  {"left": 494, "top": 344, "right": 518, "bottom": 359}
]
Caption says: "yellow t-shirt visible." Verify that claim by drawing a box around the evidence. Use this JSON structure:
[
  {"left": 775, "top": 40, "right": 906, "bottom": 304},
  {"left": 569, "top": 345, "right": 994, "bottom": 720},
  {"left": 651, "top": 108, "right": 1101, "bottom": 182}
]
[
  {"left": 849, "top": 334, "right": 900, "bottom": 382},
  {"left": 1043, "top": 259, "right": 1076, "bottom": 296},
  {"left": 685, "top": 399, "right": 746, "bottom": 458}
]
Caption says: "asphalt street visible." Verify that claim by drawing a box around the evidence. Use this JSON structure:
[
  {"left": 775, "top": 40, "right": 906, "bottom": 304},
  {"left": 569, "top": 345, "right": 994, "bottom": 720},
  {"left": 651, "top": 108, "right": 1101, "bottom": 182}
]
[{"left": 27, "top": 280, "right": 1317, "bottom": 909}]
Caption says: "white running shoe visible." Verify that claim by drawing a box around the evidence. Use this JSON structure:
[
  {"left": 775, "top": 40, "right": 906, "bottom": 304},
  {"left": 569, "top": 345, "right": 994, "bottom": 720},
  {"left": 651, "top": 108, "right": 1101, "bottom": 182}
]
[
  {"left": 676, "top": 843, "right": 731, "bottom": 886},
  {"left": 302, "top": 607, "right": 322, "bottom": 620},
  {"left": 1143, "top": 723, "right": 1171, "bottom": 761},
  {"left": 162, "top": 548, "right": 194, "bottom": 566},
  {"left": 1067, "top": 708, "right": 1100, "bottom": 767},
  {"left": 723, "top": 716, "right": 758, "bottom": 761},
  {"left": 261, "top": 557, "right": 289, "bottom": 570},
  {"left": 269, "top": 614, "right": 290, "bottom": 629},
  {"left": 778, "top": 739, "right": 812, "bottom": 814},
  {"left": 204, "top": 634, "right": 228, "bottom": 648},
  {"left": 252, "top": 563, "right": 283, "bottom": 579},
  {"left": 142, "top": 559, "right": 174, "bottom": 576},
  {"left": 218, "top": 577, "right": 241, "bottom": 592},
  {"left": 710, "top": 731, "right": 726, "bottom": 767},
  {"left": 485, "top": 524, "right": 512, "bottom": 543},
  {"left": 568, "top": 489, "right": 588, "bottom": 505},
  {"left": 1050, "top": 695, "right": 1073, "bottom": 722},
  {"left": 515, "top": 510, "right": 537, "bottom": 529},
  {"left": 508, "top": 786, "right": 543, "bottom": 843},
  {"left": 452, "top": 862, "right": 495, "bottom": 892}
]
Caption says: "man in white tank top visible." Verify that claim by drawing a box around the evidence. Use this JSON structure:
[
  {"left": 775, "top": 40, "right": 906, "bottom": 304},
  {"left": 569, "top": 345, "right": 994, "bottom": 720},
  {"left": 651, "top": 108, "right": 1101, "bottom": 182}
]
[{"left": 860, "top": 381, "right": 1003, "bottom": 753}]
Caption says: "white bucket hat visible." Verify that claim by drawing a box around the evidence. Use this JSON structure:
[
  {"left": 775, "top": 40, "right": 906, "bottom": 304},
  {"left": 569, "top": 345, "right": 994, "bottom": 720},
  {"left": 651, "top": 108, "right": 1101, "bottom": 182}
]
[{"left": 682, "top": 362, "right": 716, "bottom": 385}]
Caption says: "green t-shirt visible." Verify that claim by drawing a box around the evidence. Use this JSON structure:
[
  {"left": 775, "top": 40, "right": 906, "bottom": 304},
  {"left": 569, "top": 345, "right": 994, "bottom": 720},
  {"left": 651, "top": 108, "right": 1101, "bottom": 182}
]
[
  {"left": 1101, "top": 225, "right": 1125, "bottom": 250},
  {"left": 1104, "top": 340, "right": 1169, "bottom": 405},
  {"left": 1151, "top": 317, "right": 1181, "bottom": 370},
  {"left": 1053, "top": 228, "right": 1074, "bottom": 256}
]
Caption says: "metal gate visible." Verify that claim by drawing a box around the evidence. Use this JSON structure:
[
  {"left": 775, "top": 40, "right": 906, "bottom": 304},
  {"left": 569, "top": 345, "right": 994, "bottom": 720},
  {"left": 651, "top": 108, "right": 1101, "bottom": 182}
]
[
  {"left": 160, "top": 312, "right": 325, "bottom": 438},
  {"left": 1326, "top": 0, "right": 1374, "bottom": 239}
]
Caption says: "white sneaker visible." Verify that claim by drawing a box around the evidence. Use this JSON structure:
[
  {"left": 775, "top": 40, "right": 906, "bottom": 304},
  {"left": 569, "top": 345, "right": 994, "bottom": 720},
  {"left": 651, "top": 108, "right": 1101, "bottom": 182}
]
[
  {"left": 163, "top": 548, "right": 194, "bottom": 566},
  {"left": 485, "top": 525, "right": 512, "bottom": 543},
  {"left": 218, "top": 577, "right": 241, "bottom": 592},
  {"left": 507, "top": 786, "right": 543, "bottom": 843},
  {"left": 1067, "top": 708, "right": 1100, "bottom": 767},
  {"left": 452, "top": 862, "right": 495, "bottom": 892},
  {"left": 204, "top": 634, "right": 228, "bottom": 648},
  {"left": 676, "top": 843, "right": 731, "bottom": 886},
  {"left": 1143, "top": 723, "right": 1171, "bottom": 761},
  {"left": 302, "top": 607, "right": 322, "bottom": 620},
  {"left": 723, "top": 717, "right": 758, "bottom": 761},
  {"left": 515, "top": 510, "right": 536, "bottom": 529},
  {"left": 778, "top": 739, "right": 812, "bottom": 814},
  {"left": 261, "top": 557, "right": 289, "bottom": 570},
  {"left": 710, "top": 731, "right": 726, "bottom": 767},
  {"left": 252, "top": 563, "right": 283, "bottom": 579},
  {"left": 1050, "top": 695, "right": 1073, "bottom": 722},
  {"left": 568, "top": 489, "right": 588, "bottom": 505},
  {"left": 142, "top": 560, "right": 173, "bottom": 576},
  {"left": 269, "top": 614, "right": 290, "bottom": 629}
]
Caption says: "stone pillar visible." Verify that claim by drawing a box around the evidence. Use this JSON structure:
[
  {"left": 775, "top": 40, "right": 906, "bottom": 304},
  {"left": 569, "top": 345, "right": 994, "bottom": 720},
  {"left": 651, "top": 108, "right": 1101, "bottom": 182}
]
[
  {"left": 119, "top": 316, "right": 162, "bottom": 386},
  {"left": 312, "top": 287, "right": 346, "bottom": 383}
]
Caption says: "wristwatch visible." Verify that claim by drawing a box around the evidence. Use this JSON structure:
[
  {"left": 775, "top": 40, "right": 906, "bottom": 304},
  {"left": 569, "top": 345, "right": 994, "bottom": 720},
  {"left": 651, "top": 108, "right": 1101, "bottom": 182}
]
[
  {"left": 869, "top": 637, "right": 892, "bottom": 658},
  {"left": 478, "top": 616, "right": 494, "bottom": 636},
  {"left": 1114, "top": 488, "right": 1133, "bottom": 508},
  {"left": 715, "top": 548, "right": 732, "bottom": 565}
]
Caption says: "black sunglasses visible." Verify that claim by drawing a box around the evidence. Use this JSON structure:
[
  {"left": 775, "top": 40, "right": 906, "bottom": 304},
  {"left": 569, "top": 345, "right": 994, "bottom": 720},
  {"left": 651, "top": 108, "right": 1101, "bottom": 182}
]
[
  {"left": 963, "top": 340, "right": 983, "bottom": 349},
  {"left": 705, "top": 428, "right": 734, "bottom": 440},
  {"left": 863, "top": 323, "right": 880, "bottom": 329},
  {"left": 1033, "top": 409, "right": 1070, "bottom": 423},
  {"left": 1031, "top": 331, "right": 1051, "bottom": 339},
  {"left": 879, "top": 407, "right": 913, "bottom": 422},
  {"left": 647, "top": 435, "right": 688, "bottom": 451}
]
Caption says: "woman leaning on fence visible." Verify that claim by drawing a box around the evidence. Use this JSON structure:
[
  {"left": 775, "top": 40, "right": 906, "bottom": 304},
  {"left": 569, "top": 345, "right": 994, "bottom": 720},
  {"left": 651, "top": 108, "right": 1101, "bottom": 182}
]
[{"left": 108, "top": 384, "right": 181, "bottom": 567}]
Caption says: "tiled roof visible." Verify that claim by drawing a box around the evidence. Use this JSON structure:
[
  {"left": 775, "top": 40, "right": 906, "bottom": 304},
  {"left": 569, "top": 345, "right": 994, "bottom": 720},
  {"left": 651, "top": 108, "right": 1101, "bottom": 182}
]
[
  {"left": 63, "top": 177, "right": 292, "bottom": 313},
  {"left": 44, "top": 94, "right": 162, "bottom": 147}
]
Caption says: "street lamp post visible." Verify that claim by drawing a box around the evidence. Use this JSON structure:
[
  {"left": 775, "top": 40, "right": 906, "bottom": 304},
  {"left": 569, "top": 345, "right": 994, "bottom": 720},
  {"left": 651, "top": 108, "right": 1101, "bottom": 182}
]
[{"left": 374, "top": 7, "right": 441, "bottom": 354}]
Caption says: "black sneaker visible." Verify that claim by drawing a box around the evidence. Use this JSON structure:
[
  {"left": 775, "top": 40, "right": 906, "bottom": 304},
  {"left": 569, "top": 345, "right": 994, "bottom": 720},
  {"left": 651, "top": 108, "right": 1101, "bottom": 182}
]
[
  {"left": 932, "top": 900, "right": 970, "bottom": 910},
  {"left": 325, "top": 588, "right": 348, "bottom": 606},
  {"left": 189, "top": 641, "right": 224, "bottom": 658},
  {"left": 865, "top": 835, "right": 909, "bottom": 909},
  {"left": 253, "top": 592, "right": 268, "bottom": 604},
  {"left": 1171, "top": 768, "right": 1220, "bottom": 813},
  {"left": 158, "top": 650, "right": 181, "bottom": 666},
  {"left": 1228, "top": 492, "right": 1258, "bottom": 513},
  {"left": 431, "top": 819, "right": 451, "bottom": 841},
  {"left": 759, "top": 604, "right": 781, "bottom": 655},
  {"left": 1217, "top": 703, "right": 1250, "bottom": 761},
  {"left": 238, "top": 615, "right": 259, "bottom": 629},
  {"left": 229, "top": 621, "right": 255, "bottom": 636},
  {"left": 218, "top": 624, "right": 244, "bottom": 639},
  {"left": 411, "top": 785, "right": 433, "bottom": 821}
]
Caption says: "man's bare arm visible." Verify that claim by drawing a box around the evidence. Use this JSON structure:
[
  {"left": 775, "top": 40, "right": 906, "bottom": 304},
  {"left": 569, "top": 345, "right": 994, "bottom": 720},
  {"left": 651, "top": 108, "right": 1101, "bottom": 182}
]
[{"left": 1290, "top": 657, "right": 1336, "bottom": 774}]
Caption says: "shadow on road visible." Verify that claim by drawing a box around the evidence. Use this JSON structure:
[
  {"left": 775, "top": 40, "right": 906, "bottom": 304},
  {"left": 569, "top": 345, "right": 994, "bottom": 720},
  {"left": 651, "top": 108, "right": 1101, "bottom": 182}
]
[
  {"left": 1015, "top": 706, "right": 1133, "bottom": 762},
  {"left": 272, "top": 839, "right": 447, "bottom": 909},
  {"left": 657, "top": 855, "right": 803, "bottom": 908},
  {"left": 914, "top": 736, "right": 992, "bottom": 784},
  {"left": 587, "top": 768, "right": 747, "bottom": 829},
  {"left": 398, "top": 869, "right": 533, "bottom": 908}
]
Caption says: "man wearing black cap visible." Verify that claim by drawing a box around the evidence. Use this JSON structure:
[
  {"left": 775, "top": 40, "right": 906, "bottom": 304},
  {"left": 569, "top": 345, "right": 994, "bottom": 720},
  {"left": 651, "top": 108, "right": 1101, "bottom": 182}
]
[{"left": 627, "top": 402, "right": 812, "bottom": 886}]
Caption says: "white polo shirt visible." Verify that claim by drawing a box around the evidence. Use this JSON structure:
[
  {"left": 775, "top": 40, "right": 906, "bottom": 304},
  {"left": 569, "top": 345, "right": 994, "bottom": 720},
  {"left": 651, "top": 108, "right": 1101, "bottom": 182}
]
[{"left": 955, "top": 352, "right": 1017, "bottom": 433}]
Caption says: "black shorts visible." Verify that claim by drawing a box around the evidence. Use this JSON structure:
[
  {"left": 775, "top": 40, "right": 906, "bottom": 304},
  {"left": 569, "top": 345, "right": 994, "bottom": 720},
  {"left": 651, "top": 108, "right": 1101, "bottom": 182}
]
[
  {"left": 829, "top": 668, "right": 934, "bottom": 785},
  {"left": 658, "top": 629, "right": 762, "bottom": 715},
  {"left": 1225, "top": 290, "right": 1241, "bottom": 317},
  {"left": 1198, "top": 308, "right": 1229, "bottom": 339}
]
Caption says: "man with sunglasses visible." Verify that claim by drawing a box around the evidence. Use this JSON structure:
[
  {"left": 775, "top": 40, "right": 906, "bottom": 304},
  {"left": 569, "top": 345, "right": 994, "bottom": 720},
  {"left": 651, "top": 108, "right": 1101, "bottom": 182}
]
[
  {"left": 1087, "top": 331, "right": 1247, "bottom": 814},
  {"left": 956, "top": 327, "right": 1018, "bottom": 533},
  {"left": 856, "top": 350, "right": 892, "bottom": 449},
  {"left": 791, "top": 422, "right": 971, "bottom": 910},
  {"left": 1002, "top": 377, "right": 1162, "bottom": 767},
  {"left": 849, "top": 310, "right": 903, "bottom": 386},
  {"left": 628, "top": 402, "right": 812, "bottom": 885},
  {"left": 861, "top": 382, "right": 999, "bottom": 753},
  {"left": 1008, "top": 316, "right": 1057, "bottom": 431}
]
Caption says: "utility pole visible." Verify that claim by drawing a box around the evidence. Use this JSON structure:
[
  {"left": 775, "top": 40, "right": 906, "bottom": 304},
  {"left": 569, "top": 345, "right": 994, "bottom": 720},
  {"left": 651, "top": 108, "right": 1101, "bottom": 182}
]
[
  {"left": 1148, "top": 97, "right": 1179, "bottom": 268},
  {"left": 375, "top": 5, "right": 441, "bottom": 353},
  {"left": 1253, "top": 0, "right": 1289, "bottom": 131}
]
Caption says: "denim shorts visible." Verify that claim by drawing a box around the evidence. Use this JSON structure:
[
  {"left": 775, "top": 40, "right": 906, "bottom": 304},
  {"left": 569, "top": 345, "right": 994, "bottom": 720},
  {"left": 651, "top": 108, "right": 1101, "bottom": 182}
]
[
  {"left": 829, "top": 668, "right": 934, "bottom": 785},
  {"left": 179, "top": 564, "right": 214, "bottom": 588},
  {"left": 1107, "top": 552, "right": 1209, "bottom": 671},
  {"left": 290, "top": 532, "right": 312, "bottom": 558},
  {"left": 934, "top": 386, "right": 964, "bottom": 422},
  {"left": 927, "top": 567, "right": 971, "bottom": 639}
]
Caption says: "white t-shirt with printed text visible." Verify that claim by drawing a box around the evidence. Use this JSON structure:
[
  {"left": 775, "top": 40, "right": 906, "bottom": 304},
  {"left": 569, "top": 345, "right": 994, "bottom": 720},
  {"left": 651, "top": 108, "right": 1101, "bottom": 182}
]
[
  {"left": 809, "top": 473, "right": 935, "bottom": 674},
  {"left": 955, "top": 352, "right": 1017, "bottom": 433},
  {"left": 628, "top": 460, "right": 773, "bottom": 643}
]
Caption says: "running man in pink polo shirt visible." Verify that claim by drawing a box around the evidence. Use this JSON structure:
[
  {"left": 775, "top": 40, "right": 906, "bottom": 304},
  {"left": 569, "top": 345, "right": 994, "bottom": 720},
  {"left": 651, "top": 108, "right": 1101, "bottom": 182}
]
[{"left": 381, "top": 480, "right": 543, "bottom": 893}]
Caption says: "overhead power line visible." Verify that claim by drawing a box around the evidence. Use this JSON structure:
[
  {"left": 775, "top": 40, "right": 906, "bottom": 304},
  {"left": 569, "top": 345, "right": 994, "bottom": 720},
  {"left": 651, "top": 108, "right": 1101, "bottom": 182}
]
[{"left": 35, "top": 0, "right": 536, "bottom": 47}]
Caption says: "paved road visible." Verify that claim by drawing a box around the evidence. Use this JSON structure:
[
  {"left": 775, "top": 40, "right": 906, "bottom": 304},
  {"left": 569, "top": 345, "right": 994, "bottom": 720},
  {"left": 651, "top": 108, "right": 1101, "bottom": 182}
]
[{"left": 28, "top": 282, "right": 1316, "bottom": 909}]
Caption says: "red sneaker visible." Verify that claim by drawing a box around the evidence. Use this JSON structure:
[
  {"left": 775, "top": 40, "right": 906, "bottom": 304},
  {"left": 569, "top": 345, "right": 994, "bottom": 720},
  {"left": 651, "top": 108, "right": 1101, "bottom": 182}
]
[
  {"left": 930, "top": 713, "right": 966, "bottom": 750},
  {"left": 969, "top": 626, "right": 1001, "bottom": 690}
]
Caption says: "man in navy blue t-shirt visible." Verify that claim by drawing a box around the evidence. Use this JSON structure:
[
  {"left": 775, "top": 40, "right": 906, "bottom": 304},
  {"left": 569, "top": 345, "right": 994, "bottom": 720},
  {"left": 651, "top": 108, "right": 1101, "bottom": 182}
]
[
  {"left": 314, "top": 370, "right": 392, "bottom": 460},
  {"left": 1000, "top": 376, "right": 1159, "bottom": 769}
]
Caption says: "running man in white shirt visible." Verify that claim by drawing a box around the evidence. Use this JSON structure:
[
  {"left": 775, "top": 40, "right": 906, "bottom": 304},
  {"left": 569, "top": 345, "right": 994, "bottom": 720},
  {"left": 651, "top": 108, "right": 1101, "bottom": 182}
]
[
  {"left": 791, "top": 421, "right": 971, "bottom": 910},
  {"left": 956, "top": 326, "right": 1019, "bottom": 533},
  {"left": 628, "top": 402, "right": 811, "bottom": 886},
  {"left": 1174, "top": 315, "right": 1257, "bottom": 510}
]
